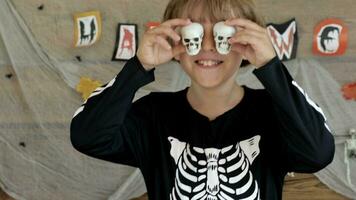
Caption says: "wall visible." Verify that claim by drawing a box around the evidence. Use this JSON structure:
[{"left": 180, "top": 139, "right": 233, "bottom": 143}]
[{"left": 3, "top": 0, "right": 354, "bottom": 85}]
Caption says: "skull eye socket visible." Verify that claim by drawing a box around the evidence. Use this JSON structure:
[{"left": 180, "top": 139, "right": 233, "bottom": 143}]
[
  {"left": 184, "top": 39, "right": 190, "bottom": 43},
  {"left": 218, "top": 36, "right": 224, "bottom": 40},
  {"left": 193, "top": 38, "right": 199, "bottom": 42}
]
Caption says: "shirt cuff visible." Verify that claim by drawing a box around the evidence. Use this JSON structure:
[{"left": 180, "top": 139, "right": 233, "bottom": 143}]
[{"left": 253, "top": 56, "right": 281, "bottom": 74}]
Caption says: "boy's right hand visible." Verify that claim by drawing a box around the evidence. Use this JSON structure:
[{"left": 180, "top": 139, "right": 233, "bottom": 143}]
[{"left": 137, "top": 18, "right": 191, "bottom": 70}]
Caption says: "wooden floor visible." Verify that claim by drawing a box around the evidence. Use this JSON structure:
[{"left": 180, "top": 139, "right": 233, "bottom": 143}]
[
  {"left": 0, "top": 190, "right": 12, "bottom": 200},
  {"left": 282, "top": 173, "right": 350, "bottom": 200},
  {"left": 130, "top": 174, "right": 352, "bottom": 200},
  {"left": 1, "top": 174, "right": 350, "bottom": 200}
]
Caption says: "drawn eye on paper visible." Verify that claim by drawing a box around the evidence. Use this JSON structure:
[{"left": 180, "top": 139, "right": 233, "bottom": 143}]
[
  {"left": 73, "top": 11, "right": 101, "bottom": 47},
  {"left": 112, "top": 23, "right": 138, "bottom": 61}
]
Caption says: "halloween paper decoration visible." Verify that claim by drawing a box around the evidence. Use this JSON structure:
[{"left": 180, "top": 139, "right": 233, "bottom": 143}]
[
  {"left": 73, "top": 11, "right": 101, "bottom": 47},
  {"left": 344, "top": 128, "right": 356, "bottom": 186},
  {"left": 341, "top": 82, "right": 356, "bottom": 101},
  {"left": 213, "top": 21, "right": 237, "bottom": 55},
  {"left": 345, "top": 129, "right": 356, "bottom": 158},
  {"left": 145, "top": 21, "right": 161, "bottom": 31},
  {"left": 267, "top": 18, "right": 298, "bottom": 61},
  {"left": 313, "top": 18, "right": 348, "bottom": 56},
  {"left": 5, "top": 73, "right": 13, "bottom": 79},
  {"left": 112, "top": 23, "right": 138, "bottom": 61},
  {"left": 19, "top": 142, "right": 26, "bottom": 148},
  {"left": 76, "top": 77, "right": 102, "bottom": 101},
  {"left": 75, "top": 56, "right": 82, "bottom": 62},
  {"left": 37, "top": 4, "right": 44, "bottom": 10},
  {"left": 181, "top": 22, "right": 204, "bottom": 56}
]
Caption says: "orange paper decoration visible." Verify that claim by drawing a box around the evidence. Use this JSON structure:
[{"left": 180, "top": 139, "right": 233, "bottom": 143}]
[
  {"left": 76, "top": 77, "right": 102, "bottom": 101},
  {"left": 342, "top": 82, "right": 356, "bottom": 101},
  {"left": 145, "top": 21, "right": 161, "bottom": 31}
]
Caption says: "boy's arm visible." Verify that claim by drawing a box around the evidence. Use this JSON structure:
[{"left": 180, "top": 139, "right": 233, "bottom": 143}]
[
  {"left": 70, "top": 56, "right": 155, "bottom": 167},
  {"left": 253, "top": 56, "right": 335, "bottom": 173}
]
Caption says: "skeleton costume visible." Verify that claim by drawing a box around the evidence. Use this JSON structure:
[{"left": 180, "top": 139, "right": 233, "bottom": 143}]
[{"left": 70, "top": 56, "right": 335, "bottom": 200}]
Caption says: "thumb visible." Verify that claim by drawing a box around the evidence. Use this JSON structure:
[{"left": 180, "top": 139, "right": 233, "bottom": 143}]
[{"left": 172, "top": 44, "right": 186, "bottom": 57}]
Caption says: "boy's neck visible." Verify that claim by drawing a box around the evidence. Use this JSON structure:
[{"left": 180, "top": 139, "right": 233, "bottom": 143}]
[{"left": 187, "top": 82, "right": 244, "bottom": 121}]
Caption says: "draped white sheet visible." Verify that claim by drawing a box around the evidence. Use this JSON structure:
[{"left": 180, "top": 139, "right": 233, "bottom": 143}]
[{"left": 0, "top": 0, "right": 355, "bottom": 199}]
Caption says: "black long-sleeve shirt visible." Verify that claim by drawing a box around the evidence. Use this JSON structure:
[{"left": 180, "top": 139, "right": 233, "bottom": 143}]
[{"left": 70, "top": 56, "right": 335, "bottom": 200}]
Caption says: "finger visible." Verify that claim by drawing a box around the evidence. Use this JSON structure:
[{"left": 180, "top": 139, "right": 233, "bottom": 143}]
[
  {"left": 231, "top": 43, "right": 254, "bottom": 61},
  {"left": 231, "top": 43, "right": 247, "bottom": 53},
  {"left": 229, "top": 32, "right": 262, "bottom": 47},
  {"left": 233, "top": 34, "right": 258, "bottom": 46},
  {"left": 225, "top": 18, "right": 265, "bottom": 32},
  {"left": 172, "top": 43, "right": 186, "bottom": 57},
  {"left": 155, "top": 35, "right": 172, "bottom": 50},
  {"left": 173, "top": 39, "right": 180, "bottom": 46},
  {"left": 230, "top": 29, "right": 264, "bottom": 42},
  {"left": 150, "top": 26, "right": 181, "bottom": 42}
]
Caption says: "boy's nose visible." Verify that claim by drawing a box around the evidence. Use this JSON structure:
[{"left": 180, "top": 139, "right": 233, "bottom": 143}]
[{"left": 201, "top": 26, "right": 216, "bottom": 52}]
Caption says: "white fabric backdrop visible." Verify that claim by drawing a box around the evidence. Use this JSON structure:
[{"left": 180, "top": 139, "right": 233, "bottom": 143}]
[{"left": 0, "top": 0, "right": 355, "bottom": 199}]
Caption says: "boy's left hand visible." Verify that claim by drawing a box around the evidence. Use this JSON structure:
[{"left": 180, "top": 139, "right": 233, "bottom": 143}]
[{"left": 225, "top": 18, "right": 276, "bottom": 68}]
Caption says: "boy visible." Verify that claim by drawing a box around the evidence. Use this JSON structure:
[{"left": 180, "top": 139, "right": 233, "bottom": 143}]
[{"left": 70, "top": 0, "right": 335, "bottom": 199}]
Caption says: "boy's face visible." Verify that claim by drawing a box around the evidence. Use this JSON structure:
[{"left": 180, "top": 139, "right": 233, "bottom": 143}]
[{"left": 174, "top": 7, "right": 243, "bottom": 89}]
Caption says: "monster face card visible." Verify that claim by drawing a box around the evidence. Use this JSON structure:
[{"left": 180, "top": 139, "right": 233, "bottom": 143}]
[
  {"left": 266, "top": 18, "right": 298, "bottom": 61},
  {"left": 313, "top": 18, "right": 348, "bottom": 56},
  {"left": 73, "top": 11, "right": 101, "bottom": 47}
]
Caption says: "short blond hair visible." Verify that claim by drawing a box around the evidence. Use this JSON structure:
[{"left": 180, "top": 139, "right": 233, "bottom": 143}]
[{"left": 163, "top": 0, "right": 265, "bottom": 27}]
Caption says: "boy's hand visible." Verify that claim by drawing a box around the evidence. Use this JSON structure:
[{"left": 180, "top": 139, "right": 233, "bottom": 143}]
[
  {"left": 225, "top": 18, "right": 277, "bottom": 68},
  {"left": 136, "top": 18, "right": 191, "bottom": 70}
]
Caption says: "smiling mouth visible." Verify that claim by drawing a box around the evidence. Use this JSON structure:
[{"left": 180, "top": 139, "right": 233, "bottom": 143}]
[{"left": 194, "top": 60, "right": 224, "bottom": 67}]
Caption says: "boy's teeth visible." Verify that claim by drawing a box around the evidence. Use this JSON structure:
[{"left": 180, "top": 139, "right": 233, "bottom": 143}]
[{"left": 197, "top": 60, "right": 220, "bottom": 66}]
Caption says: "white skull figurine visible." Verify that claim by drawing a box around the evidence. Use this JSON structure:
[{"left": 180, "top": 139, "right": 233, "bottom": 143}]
[
  {"left": 213, "top": 21, "right": 237, "bottom": 55},
  {"left": 181, "top": 23, "right": 204, "bottom": 56}
]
